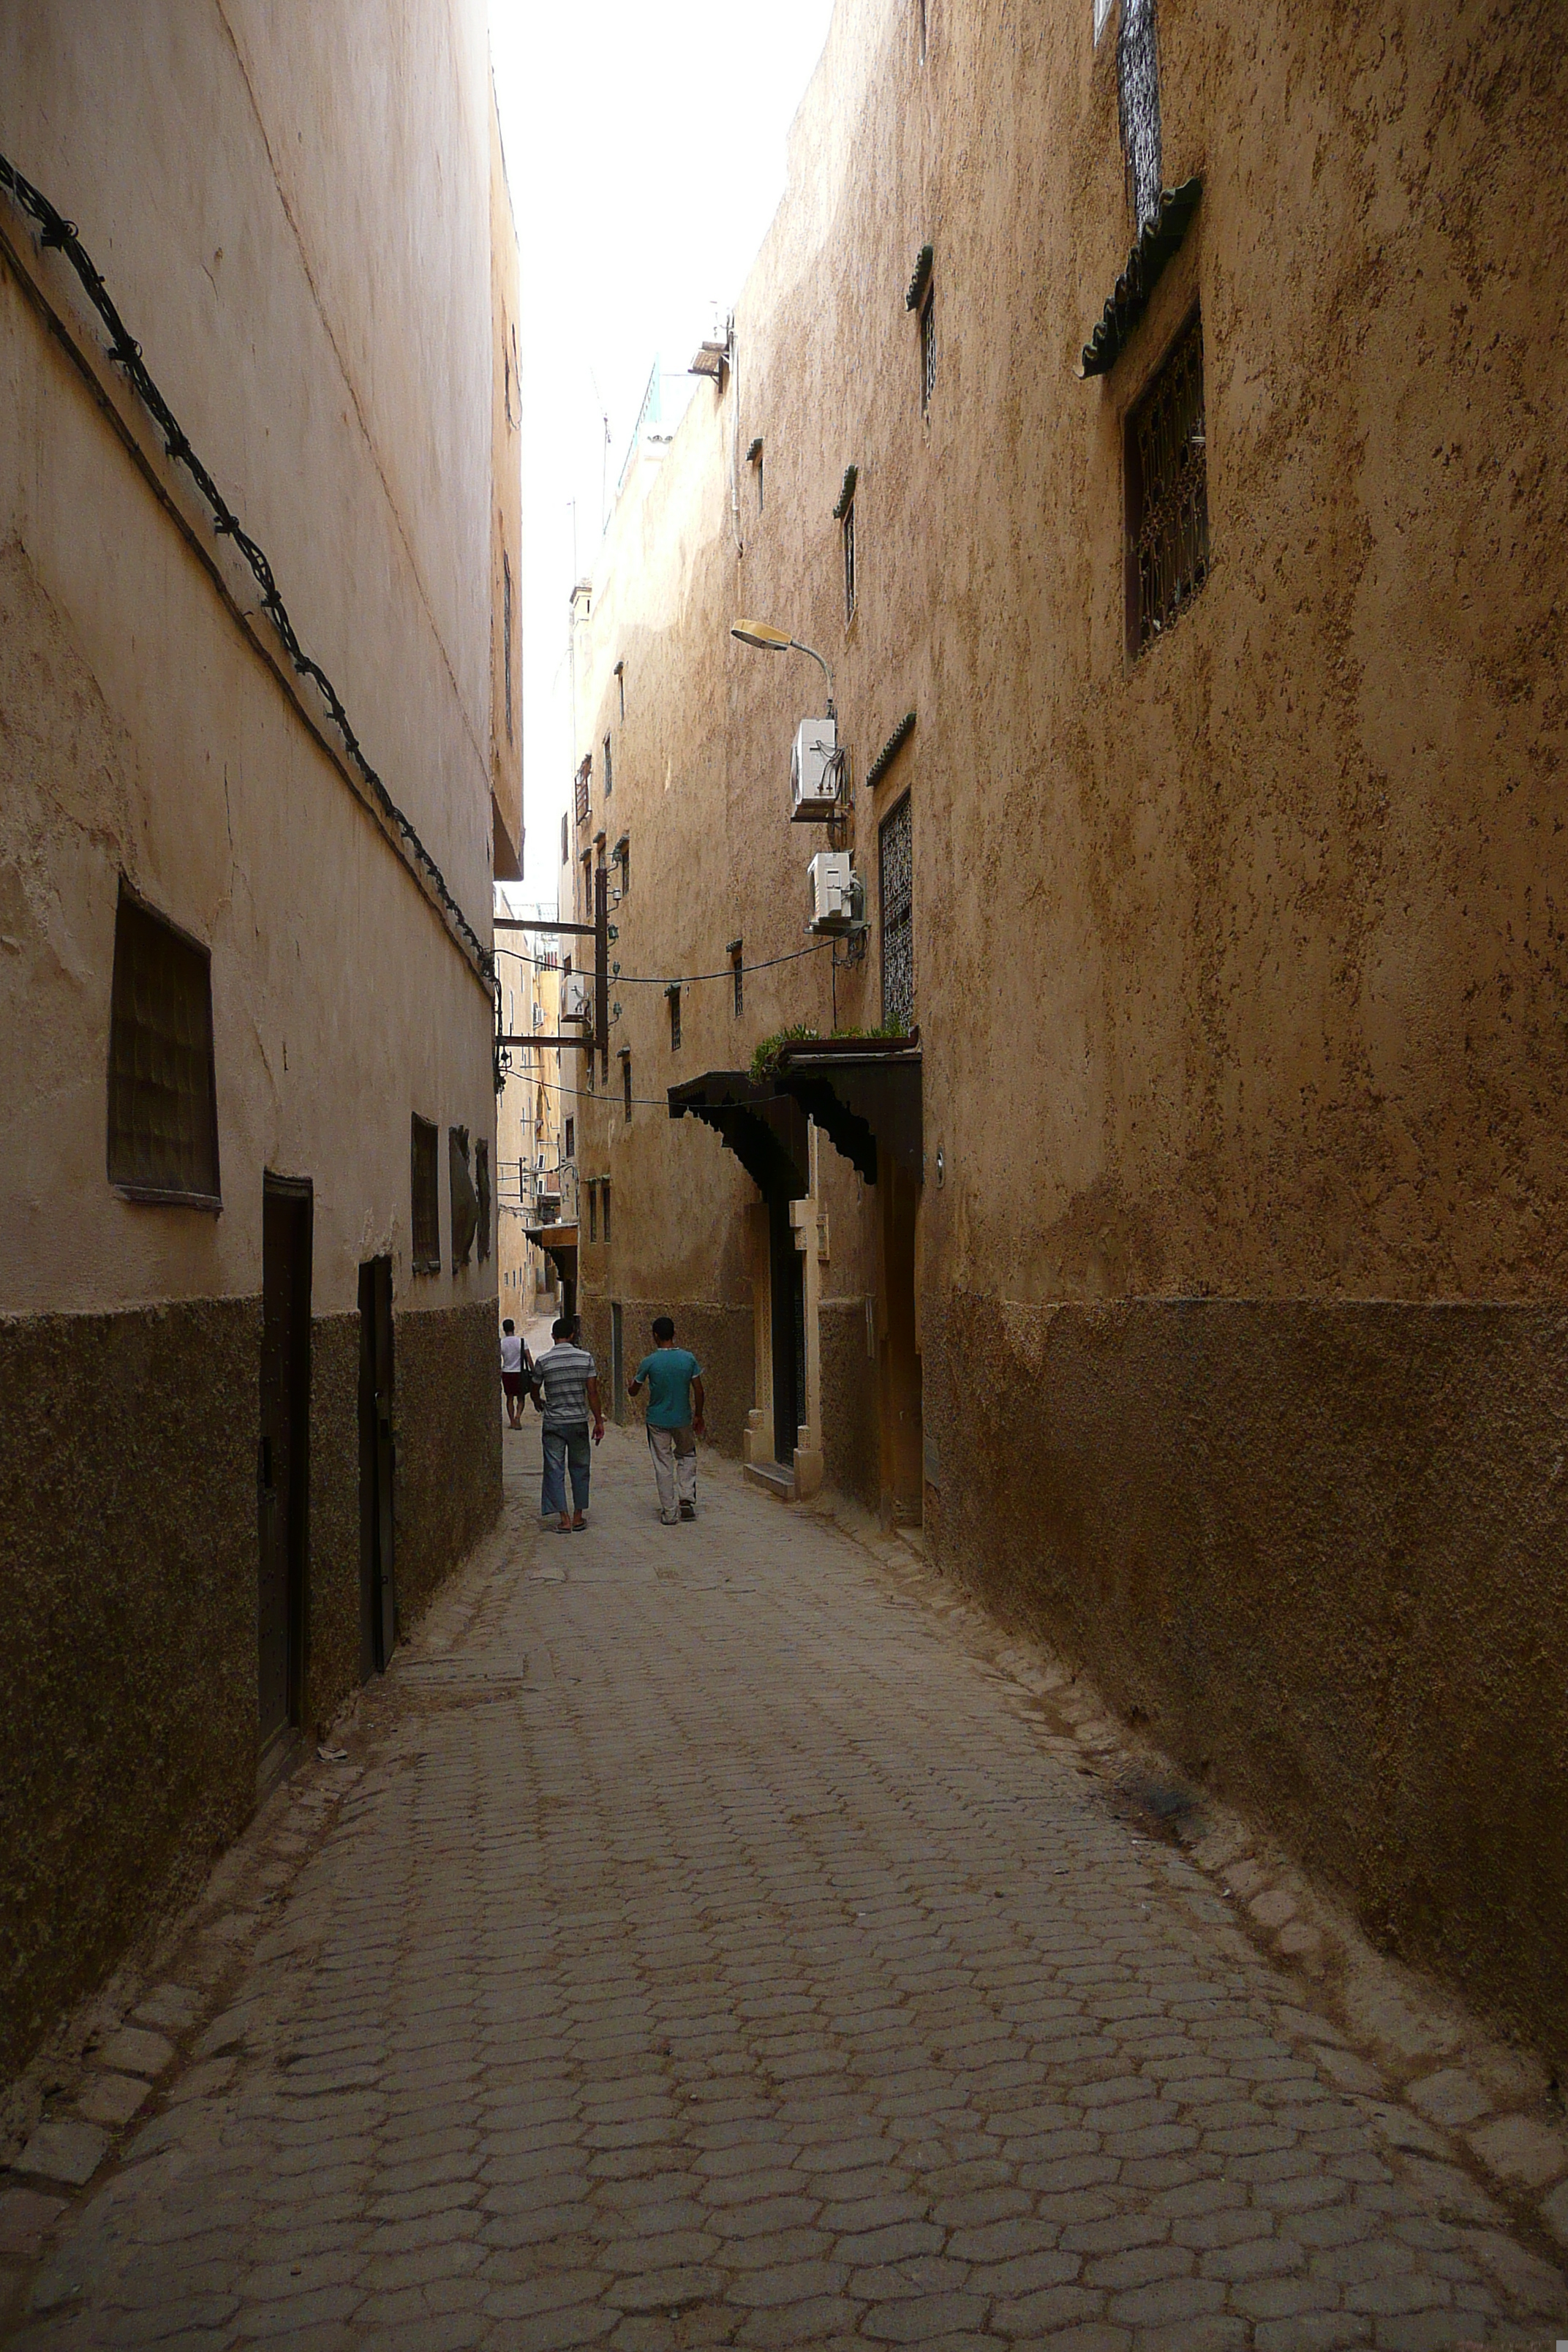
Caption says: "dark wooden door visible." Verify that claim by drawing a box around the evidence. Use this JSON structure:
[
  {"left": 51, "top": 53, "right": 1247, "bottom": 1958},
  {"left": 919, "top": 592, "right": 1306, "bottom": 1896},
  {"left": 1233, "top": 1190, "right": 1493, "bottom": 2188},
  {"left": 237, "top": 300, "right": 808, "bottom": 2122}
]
[
  {"left": 357, "top": 1256, "right": 396, "bottom": 1678},
  {"left": 259, "top": 1178, "right": 312, "bottom": 1749},
  {"left": 769, "top": 1195, "right": 802, "bottom": 1467}
]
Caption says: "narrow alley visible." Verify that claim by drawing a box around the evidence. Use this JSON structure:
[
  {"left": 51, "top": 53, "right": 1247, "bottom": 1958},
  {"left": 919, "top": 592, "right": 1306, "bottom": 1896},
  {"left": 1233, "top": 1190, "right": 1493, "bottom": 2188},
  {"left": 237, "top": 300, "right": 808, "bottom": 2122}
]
[{"left": 4, "top": 1420, "right": 1564, "bottom": 2351}]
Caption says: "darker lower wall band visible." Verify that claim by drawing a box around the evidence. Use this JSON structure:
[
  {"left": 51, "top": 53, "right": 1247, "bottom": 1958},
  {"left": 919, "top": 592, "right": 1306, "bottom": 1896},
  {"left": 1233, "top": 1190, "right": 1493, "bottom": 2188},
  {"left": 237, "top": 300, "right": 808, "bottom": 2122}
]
[{"left": 926, "top": 1290, "right": 1568, "bottom": 2080}]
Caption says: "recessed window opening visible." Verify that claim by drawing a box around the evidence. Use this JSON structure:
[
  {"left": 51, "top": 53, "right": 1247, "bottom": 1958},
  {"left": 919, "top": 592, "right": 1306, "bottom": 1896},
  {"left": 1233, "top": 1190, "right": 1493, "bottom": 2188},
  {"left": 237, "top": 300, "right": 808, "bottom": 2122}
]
[
  {"left": 560, "top": 811, "right": 568, "bottom": 866},
  {"left": 843, "top": 498, "right": 856, "bottom": 623},
  {"left": 668, "top": 984, "right": 682, "bottom": 1052},
  {"left": 879, "top": 794, "right": 914, "bottom": 1032},
  {"left": 603, "top": 731, "right": 613, "bottom": 798},
  {"left": 1126, "top": 309, "right": 1209, "bottom": 656},
  {"left": 502, "top": 552, "right": 514, "bottom": 743},
  {"left": 615, "top": 659, "right": 625, "bottom": 721},
  {"left": 919, "top": 287, "right": 936, "bottom": 417},
  {"left": 602, "top": 1180, "right": 612, "bottom": 1243},
  {"left": 106, "top": 883, "right": 221, "bottom": 1205},
  {"left": 919, "top": 0, "right": 928, "bottom": 64},
  {"left": 565, "top": 1115, "right": 576, "bottom": 1160},
  {"left": 730, "top": 938, "right": 744, "bottom": 1017},
  {"left": 622, "top": 1055, "right": 633, "bottom": 1124},
  {"left": 589, "top": 1183, "right": 598, "bottom": 1242},
  {"left": 410, "top": 1115, "right": 440, "bottom": 1273}
]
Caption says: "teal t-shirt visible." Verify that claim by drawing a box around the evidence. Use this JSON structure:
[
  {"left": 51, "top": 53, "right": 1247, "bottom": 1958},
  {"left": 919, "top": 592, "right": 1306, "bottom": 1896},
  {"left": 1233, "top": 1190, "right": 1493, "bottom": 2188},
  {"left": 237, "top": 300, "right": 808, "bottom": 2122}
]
[{"left": 636, "top": 1346, "right": 703, "bottom": 1429}]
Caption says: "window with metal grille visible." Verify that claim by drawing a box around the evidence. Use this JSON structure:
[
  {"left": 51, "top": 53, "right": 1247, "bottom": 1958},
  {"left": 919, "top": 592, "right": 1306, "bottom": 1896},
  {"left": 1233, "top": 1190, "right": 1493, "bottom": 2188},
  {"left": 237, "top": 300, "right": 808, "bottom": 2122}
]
[
  {"left": 843, "top": 500, "right": 856, "bottom": 622},
  {"left": 575, "top": 759, "right": 590, "bottom": 825},
  {"left": 879, "top": 795, "right": 914, "bottom": 1032},
  {"left": 731, "top": 940, "right": 744, "bottom": 1017},
  {"left": 622, "top": 1053, "right": 633, "bottom": 1123},
  {"left": 668, "top": 984, "right": 682, "bottom": 1052},
  {"left": 411, "top": 1115, "right": 440, "bottom": 1273},
  {"left": 565, "top": 1115, "right": 576, "bottom": 1160},
  {"left": 603, "top": 731, "right": 612, "bottom": 798},
  {"left": 919, "top": 288, "right": 936, "bottom": 416},
  {"left": 1126, "top": 310, "right": 1209, "bottom": 655},
  {"left": 106, "top": 885, "right": 221, "bottom": 1205},
  {"left": 502, "top": 552, "right": 513, "bottom": 743}
]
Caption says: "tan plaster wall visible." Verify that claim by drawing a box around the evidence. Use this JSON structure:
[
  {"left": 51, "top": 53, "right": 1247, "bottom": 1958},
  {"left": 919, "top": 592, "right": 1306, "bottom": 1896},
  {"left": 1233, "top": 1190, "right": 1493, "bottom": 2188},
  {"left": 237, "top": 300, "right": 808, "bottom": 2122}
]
[
  {"left": 557, "top": 0, "right": 1568, "bottom": 2067},
  {"left": 489, "top": 73, "right": 523, "bottom": 872},
  {"left": 0, "top": 2, "right": 504, "bottom": 1319}
]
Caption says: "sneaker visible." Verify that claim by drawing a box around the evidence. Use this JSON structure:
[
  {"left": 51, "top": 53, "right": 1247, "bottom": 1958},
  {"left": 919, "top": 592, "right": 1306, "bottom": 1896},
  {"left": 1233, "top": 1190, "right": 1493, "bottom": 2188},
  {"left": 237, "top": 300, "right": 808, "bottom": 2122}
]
[{"left": 679, "top": 1501, "right": 696, "bottom": 1520}]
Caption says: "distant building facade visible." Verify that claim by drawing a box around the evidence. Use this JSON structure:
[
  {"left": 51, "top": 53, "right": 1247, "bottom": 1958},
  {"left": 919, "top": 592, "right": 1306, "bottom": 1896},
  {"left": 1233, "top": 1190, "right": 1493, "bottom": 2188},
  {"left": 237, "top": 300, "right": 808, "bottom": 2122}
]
[
  {"left": 565, "top": 0, "right": 1568, "bottom": 2078},
  {"left": 0, "top": 9, "right": 518, "bottom": 2080}
]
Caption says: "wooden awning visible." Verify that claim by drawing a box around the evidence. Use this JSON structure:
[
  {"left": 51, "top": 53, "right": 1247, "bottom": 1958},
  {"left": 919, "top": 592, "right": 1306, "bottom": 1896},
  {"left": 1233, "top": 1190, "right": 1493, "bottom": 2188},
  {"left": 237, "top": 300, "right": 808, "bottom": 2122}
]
[
  {"left": 668, "top": 1072, "right": 810, "bottom": 1202},
  {"left": 769, "top": 1035, "right": 923, "bottom": 1186}
]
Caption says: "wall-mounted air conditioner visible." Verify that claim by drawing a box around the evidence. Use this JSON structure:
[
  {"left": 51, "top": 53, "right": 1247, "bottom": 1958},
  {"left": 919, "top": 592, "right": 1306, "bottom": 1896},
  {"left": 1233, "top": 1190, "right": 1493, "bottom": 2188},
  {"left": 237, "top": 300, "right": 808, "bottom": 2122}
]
[
  {"left": 807, "top": 851, "right": 863, "bottom": 933},
  {"left": 791, "top": 716, "right": 840, "bottom": 822},
  {"left": 564, "top": 970, "right": 589, "bottom": 1020}
]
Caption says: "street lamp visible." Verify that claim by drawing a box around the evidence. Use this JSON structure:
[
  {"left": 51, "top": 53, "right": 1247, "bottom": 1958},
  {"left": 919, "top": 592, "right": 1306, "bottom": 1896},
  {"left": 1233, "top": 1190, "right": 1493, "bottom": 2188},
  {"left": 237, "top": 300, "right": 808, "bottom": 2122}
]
[{"left": 731, "top": 617, "right": 835, "bottom": 720}]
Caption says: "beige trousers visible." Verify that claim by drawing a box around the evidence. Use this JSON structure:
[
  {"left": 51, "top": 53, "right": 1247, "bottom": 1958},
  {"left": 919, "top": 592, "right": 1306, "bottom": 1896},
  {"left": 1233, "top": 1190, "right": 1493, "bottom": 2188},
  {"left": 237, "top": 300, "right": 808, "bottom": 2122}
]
[{"left": 647, "top": 1423, "right": 697, "bottom": 1520}]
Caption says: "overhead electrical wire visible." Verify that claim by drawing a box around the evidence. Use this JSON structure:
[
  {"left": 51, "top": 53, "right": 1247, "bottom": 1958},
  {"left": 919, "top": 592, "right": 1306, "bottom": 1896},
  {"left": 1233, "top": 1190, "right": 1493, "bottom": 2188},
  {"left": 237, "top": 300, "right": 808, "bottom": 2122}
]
[
  {"left": 0, "top": 148, "right": 492, "bottom": 981},
  {"left": 492, "top": 935, "right": 835, "bottom": 987}
]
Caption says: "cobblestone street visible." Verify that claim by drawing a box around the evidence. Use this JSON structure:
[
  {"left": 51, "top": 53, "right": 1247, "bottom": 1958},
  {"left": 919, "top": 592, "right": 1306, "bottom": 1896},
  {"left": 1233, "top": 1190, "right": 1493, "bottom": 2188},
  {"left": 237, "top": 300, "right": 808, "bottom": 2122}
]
[{"left": 4, "top": 1421, "right": 1566, "bottom": 2351}]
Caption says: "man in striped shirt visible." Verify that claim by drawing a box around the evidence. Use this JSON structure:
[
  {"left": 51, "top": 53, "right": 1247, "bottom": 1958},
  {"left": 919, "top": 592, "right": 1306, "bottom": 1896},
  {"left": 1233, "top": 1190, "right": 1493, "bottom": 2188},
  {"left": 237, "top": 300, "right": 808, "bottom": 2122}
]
[{"left": 530, "top": 1317, "right": 604, "bottom": 1531}]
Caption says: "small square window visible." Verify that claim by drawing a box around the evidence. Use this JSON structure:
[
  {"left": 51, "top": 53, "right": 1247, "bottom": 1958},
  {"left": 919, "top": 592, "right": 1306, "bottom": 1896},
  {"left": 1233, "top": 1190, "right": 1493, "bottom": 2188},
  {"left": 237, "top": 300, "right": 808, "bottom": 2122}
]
[
  {"left": 411, "top": 1115, "right": 440, "bottom": 1273},
  {"left": 1126, "top": 309, "right": 1210, "bottom": 656},
  {"left": 106, "top": 883, "right": 221, "bottom": 1206},
  {"left": 843, "top": 500, "right": 856, "bottom": 623}
]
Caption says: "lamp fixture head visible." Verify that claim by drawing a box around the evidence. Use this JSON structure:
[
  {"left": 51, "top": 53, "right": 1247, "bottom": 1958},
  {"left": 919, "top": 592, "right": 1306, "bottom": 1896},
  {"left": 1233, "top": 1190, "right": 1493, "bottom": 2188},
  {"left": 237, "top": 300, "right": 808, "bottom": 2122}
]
[{"left": 730, "top": 617, "right": 792, "bottom": 652}]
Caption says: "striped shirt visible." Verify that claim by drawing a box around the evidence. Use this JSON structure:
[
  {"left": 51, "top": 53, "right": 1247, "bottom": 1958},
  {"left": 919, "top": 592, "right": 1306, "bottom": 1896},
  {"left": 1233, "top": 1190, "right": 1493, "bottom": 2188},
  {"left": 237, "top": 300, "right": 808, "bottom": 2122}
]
[{"left": 533, "top": 1342, "right": 595, "bottom": 1430}]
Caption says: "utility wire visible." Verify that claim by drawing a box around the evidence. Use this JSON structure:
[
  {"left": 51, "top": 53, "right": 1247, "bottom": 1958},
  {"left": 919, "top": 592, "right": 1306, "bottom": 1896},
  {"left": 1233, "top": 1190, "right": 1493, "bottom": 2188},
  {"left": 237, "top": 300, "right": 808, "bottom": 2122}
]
[
  {"left": 492, "top": 936, "right": 834, "bottom": 987},
  {"left": 0, "top": 148, "right": 492, "bottom": 980}
]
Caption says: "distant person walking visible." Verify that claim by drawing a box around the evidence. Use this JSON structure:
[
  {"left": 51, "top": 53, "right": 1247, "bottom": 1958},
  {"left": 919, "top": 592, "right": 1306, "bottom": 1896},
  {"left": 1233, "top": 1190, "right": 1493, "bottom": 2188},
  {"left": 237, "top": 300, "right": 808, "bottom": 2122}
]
[
  {"left": 532, "top": 1316, "right": 603, "bottom": 1531},
  {"left": 628, "top": 1316, "right": 705, "bottom": 1524},
  {"left": 500, "top": 1318, "right": 529, "bottom": 1431}
]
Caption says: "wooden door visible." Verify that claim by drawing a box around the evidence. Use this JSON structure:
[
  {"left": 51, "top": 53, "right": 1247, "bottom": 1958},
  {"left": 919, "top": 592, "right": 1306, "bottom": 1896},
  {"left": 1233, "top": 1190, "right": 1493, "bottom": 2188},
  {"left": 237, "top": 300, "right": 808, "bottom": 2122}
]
[
  {"left": 358, "top": 1256, "right": 396, "bottom": 1678},
  {"left": 769, "top": 1195, "right": 802, "bottom": 1467},
  {"left": 259, "top": 1177, "right": 312, "bottom": 1750}
]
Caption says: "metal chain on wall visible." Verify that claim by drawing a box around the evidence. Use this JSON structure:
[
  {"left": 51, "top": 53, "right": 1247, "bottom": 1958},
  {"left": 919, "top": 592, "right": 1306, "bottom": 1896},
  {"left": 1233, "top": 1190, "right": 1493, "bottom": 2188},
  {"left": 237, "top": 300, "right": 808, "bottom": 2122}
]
[{"left": 1117, "top": 0, "right": 1164, "bottom": 234}]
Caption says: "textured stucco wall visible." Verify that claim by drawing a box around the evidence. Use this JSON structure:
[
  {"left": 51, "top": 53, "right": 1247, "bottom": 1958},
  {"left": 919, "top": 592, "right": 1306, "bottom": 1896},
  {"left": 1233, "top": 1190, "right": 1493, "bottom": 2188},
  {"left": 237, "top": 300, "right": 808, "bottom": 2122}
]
[
  {"left": 821, "top": 1299, "right": 878, "bottom": 1512},
  {"left": 393, "top": 1297, "right": 502, "bottom": 1630},
  {"left": 928, "top": 1292, "right": 1568, "bottom": 2080},
  {"left": 306, "top": 1312, "right": 361, "bottom": 1734},
  {"left": 545, "top": 0, "right": 1568, "bottom": 2071},
  {"left": 0, "top": 1302, "right": 257, "bottom": 2084},
  {"left": 580, "top": 1296, "right": 756, "bottom": 1461}
]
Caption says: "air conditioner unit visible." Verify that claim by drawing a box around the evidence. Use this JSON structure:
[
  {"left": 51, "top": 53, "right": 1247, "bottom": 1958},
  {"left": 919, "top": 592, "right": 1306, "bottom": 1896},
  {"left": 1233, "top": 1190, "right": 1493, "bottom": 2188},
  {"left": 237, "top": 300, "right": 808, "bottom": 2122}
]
[
  {"left": 807, "top": 851, "right": 863, "bottom": 933},
  {"left": 791, "top": 716, "right": 840, "bottom": 822},
  {"left": 564, "top": 970, "right": 589, "bottom": 1020}
]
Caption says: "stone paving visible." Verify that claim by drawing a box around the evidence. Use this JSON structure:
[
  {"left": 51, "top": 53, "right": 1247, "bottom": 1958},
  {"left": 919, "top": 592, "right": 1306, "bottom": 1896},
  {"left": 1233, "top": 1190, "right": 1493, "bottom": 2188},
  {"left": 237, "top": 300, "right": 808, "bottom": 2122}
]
[{"left": 4, "top": 1417, "right": 1567, "bottom": 2350}]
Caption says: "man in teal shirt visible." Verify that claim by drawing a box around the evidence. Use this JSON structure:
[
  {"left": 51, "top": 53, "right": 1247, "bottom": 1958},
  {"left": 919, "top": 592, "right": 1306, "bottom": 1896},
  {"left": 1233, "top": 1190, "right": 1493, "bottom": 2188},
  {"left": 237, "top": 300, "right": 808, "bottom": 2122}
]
[{"left": 629, "top": 1316, "right": 706, "bottom": 1523}]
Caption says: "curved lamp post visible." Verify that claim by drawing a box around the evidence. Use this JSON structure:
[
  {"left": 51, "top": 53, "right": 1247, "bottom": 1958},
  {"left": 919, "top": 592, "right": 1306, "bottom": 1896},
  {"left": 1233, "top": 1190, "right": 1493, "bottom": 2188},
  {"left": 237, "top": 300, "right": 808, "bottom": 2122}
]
[{"left": 731, "top": 617, "right": 835, "bottom": 720}]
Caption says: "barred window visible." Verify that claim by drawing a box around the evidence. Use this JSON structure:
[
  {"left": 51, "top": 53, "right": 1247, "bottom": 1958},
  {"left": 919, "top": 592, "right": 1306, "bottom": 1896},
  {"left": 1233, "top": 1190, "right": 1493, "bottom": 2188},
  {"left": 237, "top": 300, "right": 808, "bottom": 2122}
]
[
  {"left": 920, "top": 288, "right": 936, "bottom": 417},
  {"left": 879, "top": 795, "right": 914, "bottom": 1032},
  {"left": 411, "top": 1115, "right": 440, "bottom": 1273},
  {"left": 106, "top": 885, "right": 220, "bottom": 1206},
  {"left": 668, "top": 984, "right": 682, "bottom": 1052},
  {"left": 1126, "top": 312, "right": 1209, "bottom": 655}
]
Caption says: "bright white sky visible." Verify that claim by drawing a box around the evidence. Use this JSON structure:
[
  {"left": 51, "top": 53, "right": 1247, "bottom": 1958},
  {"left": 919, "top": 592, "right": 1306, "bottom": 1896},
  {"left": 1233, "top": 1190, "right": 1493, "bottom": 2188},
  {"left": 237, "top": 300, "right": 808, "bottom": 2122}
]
[{"left": 489, "top": 0, "right": 837, "bottom": 898}]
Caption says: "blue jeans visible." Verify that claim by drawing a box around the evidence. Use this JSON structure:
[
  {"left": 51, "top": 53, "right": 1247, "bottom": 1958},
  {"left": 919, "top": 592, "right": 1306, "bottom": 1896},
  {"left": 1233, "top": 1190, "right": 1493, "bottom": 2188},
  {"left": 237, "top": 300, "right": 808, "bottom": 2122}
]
[{"left": 542, "top": 1422, "right": 591, "bottom": 1518}]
